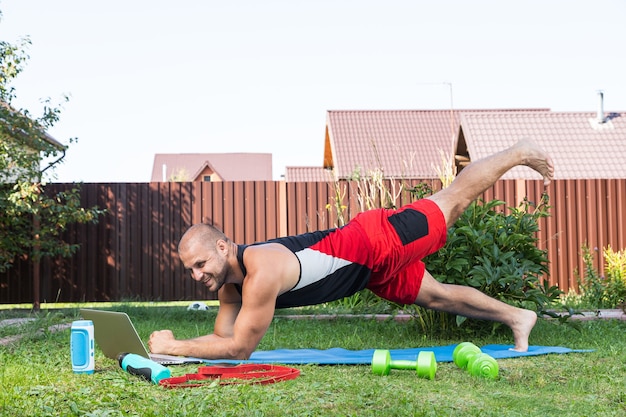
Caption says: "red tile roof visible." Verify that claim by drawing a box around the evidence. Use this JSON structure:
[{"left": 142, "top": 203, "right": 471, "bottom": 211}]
[
  {"left": 460, "top": 111, "right": 626, "bottom": 179},
  {"left": 324, "top": 109, "right": 550, "bottom": 179},
  {"left": 284, "top": 166, "right": 334, "bottom": 182},
  {"left": 151, "top": 153, "right": 272, "bottom": 182}
]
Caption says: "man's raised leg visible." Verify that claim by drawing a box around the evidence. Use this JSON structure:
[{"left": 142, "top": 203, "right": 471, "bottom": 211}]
[
  {"left": 416, "top": 139, "right": 552, "bottom": 351},
  {"left": 414, "top": 272, "right": 537, "bottom": 352},
  {"left": 428, "top": 139, "right": 554, "bottom": 226}
]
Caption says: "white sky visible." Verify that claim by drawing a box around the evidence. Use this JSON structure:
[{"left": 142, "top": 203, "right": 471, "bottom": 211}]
[{"left": 1, "top": 0, "right": 625, "bottom": 182}]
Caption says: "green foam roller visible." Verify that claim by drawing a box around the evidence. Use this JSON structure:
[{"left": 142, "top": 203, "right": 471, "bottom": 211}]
[
  {"left": 452, "top": 342, "right": 482, "bottom": 369},
  {"left": 468, "top": 353, "right": 499, "bottom": 379}
]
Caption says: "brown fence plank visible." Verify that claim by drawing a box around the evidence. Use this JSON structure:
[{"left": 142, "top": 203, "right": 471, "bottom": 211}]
[
  {"left": 563, "top": 181, "right": 579, "bottom": 291},
  {"left": 243, "top": 182, "right": 256, "bottom": 243},
  {"left": 222, "top": 182, "right": 234, "bottom": 242},
  {"left": 617, "top": 179, "right": 626, "bottom": 250}
]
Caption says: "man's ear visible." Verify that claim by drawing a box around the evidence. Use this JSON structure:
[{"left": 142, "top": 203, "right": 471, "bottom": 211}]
[{"left": 216, "top": 239, "right": 229, "bottom": 255}]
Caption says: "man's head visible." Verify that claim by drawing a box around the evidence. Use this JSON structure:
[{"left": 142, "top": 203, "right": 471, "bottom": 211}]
[{"left": 178, "top": 224, "right": 232, "bottom": 292}]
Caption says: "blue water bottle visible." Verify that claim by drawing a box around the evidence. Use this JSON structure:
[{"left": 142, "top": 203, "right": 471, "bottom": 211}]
[
  {"left": 118, "top": 353, "right": 171, "bottom": 384},
  {"left": 70, "top": 320, "right": 95, "bottom": 374}
]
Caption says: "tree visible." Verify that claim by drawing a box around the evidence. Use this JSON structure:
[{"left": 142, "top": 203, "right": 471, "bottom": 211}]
[{"left": 1, "top": 15, "right": 105, "bottom": 308}]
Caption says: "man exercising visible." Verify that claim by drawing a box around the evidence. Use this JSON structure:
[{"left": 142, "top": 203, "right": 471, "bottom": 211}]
[{"left": 149, "top": 139, "right": 554, "bottom": 360}]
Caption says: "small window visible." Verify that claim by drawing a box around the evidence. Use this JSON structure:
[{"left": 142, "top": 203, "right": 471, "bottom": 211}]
[{"left": 203, "top": 176, "right": 212, "bottom": 182}]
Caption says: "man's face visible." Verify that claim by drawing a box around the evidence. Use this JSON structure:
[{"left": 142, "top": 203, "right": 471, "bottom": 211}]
[{"left": 179, "top": 241, "right": 229, "bottom": 292}]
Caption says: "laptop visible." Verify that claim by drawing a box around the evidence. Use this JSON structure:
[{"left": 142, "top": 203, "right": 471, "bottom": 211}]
[{"left": 80, "top": 309, "right": 204, "bottom": 365}]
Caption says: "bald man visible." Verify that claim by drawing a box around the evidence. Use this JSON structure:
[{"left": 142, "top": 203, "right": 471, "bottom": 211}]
[{"left": 149, "top": 139, "right": 554, "bottom": 360}]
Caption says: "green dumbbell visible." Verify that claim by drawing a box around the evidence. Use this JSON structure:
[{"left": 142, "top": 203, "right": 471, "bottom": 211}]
[
  {"left": 452, "top": 342, "right": 499, "bottom": 379},
  {"left": 467, "top": 353, "right": 499, "bottom": 379},
  {"left": 371, "top": 349, "right": 437, "bottom": 379},
  {"left": 452, "top": 342, "right": 482, "bottom": 369}
]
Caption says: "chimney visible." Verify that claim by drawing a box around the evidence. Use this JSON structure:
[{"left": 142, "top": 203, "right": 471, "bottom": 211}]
[
  {"left": 597, "top": 90, "right": 605, "bottom": 123},
  {"left": 162, "top": 164, "right": 167, "bottom": 182}
]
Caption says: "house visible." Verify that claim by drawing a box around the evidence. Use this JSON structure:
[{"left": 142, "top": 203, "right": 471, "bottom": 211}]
[
  {"left": 296, "top": 94, "right": 625, "bottom": 182},
  {"left": 283, "top": 166, "right": 334, "bottom": 182},
  {"left": 0, "top": 101, "right": 66, "bottom": 182},
  {"left": 312, "top": 108, "right": 550, "bottom": 181},
  {"left": 151, "top": 153, "right": 273, "bottom": 182}
]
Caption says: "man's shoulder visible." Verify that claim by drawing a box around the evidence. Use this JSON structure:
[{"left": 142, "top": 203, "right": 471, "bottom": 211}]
[
  {"left": 240, "top": 244, "right": 301, "bottom": 296},
  {"left": 243, "top": 241, "right": 294, "bottom": 256}
]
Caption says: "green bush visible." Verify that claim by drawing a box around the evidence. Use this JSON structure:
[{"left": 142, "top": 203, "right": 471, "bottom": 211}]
[
  {"left": 603, "top": 245, "right": 626, "bottom": 308},
  {"left": 573, "top": 245, "right": 626, "bottom": 309}
]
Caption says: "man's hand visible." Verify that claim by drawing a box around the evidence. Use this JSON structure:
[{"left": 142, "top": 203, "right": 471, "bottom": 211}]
[{"left": 148, "top": 329, "right": 176, "bottom": 354}]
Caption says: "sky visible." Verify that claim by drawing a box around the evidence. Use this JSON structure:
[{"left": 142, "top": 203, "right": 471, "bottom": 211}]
[{"left": 1, "top": 0, "right": 625, "bottom": 182}]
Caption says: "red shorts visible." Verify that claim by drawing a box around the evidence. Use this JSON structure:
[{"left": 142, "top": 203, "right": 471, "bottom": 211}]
[{"left": 352, "top": 199, "right": 447, "bottom": 305}]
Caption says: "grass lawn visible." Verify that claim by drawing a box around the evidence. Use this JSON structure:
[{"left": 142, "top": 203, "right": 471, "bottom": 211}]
[{"left": 1, "top": 304, "right": 625, "bottom": 416}]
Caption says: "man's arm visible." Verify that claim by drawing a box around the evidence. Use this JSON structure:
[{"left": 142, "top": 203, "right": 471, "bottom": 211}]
[
  {"left": 149, "top": 284, "right": 277, "bottom": 359},
  {"left": 149, "top": 244, "right": 298, "bottom": 359},
  {"left": 148, "top": 284, "right": 252, "bottom": 359},
  {"left": 211, "top": 283, "right": 242, "bottom": 338}
]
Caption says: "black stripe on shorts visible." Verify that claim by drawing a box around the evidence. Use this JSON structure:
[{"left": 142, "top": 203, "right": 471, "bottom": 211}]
[{"left": 387, "top": 209, "right": 429, "bottom": 246}]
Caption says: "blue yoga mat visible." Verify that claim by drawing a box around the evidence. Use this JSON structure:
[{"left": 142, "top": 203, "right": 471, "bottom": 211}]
[{"left": 203, "top": 344, "right": 592, "bottom": 365}]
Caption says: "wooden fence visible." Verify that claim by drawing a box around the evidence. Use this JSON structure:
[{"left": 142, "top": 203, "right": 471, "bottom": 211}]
[{"left": 1, "top": 179, "right": 625, "bottom": 304}]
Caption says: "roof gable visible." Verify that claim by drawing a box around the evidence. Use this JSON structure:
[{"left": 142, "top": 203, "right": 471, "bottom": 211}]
[{"left": 152, "top": 153, "right": 272, "bottom": 182}]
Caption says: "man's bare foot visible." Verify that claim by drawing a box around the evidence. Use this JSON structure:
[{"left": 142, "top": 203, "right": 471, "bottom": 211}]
[
  {"left": 515, "top": 139, "right": 555, "bottom": 186},
  {"left": 510, "top": 309, "right": 538, "bottom": 352}
]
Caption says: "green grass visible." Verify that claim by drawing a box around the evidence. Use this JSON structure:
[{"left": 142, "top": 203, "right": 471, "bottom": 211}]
[{"left": 1, "top": 305, "right": 625, "bottom": 416}]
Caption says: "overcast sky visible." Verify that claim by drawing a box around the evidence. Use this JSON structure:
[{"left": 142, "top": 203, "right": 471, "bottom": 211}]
[{"left": 1, "top": 0, "right": 625, "bottom": 182}]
